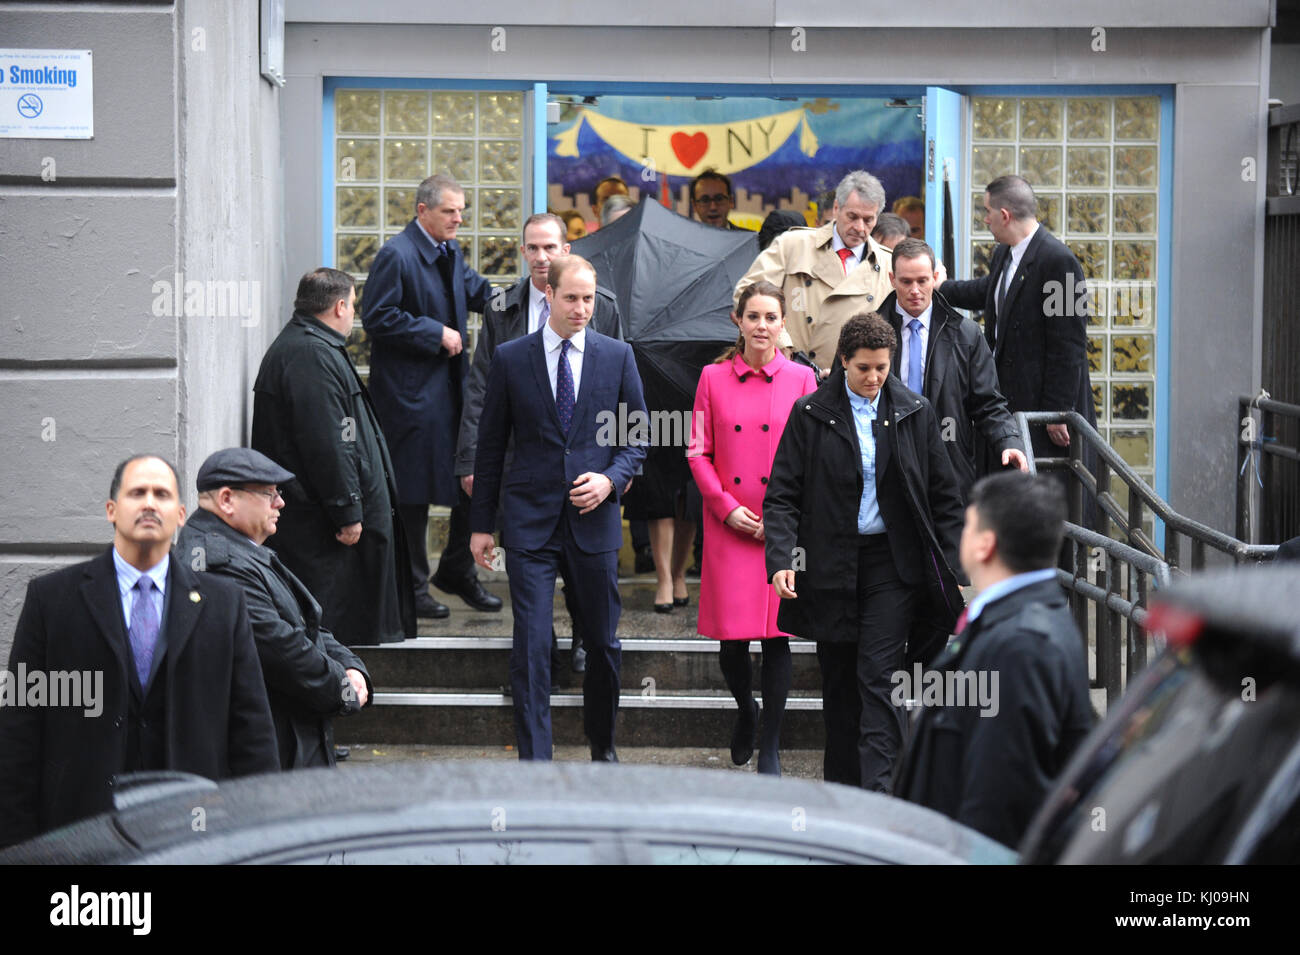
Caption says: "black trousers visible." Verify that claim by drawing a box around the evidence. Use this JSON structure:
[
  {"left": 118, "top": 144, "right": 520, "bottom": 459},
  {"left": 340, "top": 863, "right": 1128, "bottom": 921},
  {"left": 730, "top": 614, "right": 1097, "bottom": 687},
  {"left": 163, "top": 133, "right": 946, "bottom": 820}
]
[
  {"left": 399, "top": 489, "right": 476, "bottom": 596},
  {"left": 506, "top": 511, "right": 621, "bottom": 760},
  {"left": 817, "top": 535, "right": 917, "bottom": 792}
]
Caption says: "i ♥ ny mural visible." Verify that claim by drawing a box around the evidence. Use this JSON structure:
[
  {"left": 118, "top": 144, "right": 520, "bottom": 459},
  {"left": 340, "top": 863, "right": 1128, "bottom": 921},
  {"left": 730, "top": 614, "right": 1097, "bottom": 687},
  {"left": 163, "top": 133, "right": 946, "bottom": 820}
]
[{"left": 548, "top": 95, "right": 924, "bottom": 223}]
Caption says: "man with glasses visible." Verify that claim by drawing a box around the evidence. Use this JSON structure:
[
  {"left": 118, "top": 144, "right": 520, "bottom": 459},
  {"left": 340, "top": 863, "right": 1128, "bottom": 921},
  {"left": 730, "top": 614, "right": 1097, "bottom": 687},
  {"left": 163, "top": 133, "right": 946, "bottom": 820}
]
[
  {"left": 178, "top": 448, "right": 373, "bottom": 769},
  {"left": 253, "top": 267, "right": 416, "bottom": 646},
  {"left": 690, "top": 168, "right": 743, "bottom": 230}
]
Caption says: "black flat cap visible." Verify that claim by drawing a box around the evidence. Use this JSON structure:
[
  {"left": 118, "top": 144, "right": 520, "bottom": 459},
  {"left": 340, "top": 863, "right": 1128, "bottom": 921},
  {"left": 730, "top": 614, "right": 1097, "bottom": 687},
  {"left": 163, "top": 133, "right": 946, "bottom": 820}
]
[{"left": 196, "top": 447, "right": 295, "bottom": 492}]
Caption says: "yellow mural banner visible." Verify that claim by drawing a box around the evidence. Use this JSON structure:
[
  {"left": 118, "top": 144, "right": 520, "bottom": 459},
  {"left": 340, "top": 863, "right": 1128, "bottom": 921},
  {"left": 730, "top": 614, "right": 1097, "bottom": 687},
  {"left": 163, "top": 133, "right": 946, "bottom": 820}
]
[{"left": 552, "top": 107, "right": 818, "bottom": 177}]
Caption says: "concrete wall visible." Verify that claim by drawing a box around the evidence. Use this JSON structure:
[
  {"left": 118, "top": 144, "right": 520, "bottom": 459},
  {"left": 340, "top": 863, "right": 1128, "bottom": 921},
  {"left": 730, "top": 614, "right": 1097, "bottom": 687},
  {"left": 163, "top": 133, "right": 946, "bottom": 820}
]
[
  {"left": 283, "top": 20, "right": 1271, "bottom": 540},
  {"left": 0, "top": 1, "right": 282, "bottom": 661}
]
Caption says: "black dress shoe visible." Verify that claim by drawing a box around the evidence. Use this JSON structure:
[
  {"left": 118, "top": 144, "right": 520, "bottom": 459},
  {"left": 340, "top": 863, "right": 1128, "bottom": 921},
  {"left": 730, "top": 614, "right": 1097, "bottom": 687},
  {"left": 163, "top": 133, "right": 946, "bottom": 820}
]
[
  {"left": 591, "top": 746, "right": 619, "bottom": 762},
  {"left": 654, "top": 602, "right": 673, "bottom": 614},
  {"left": 571, "top": 639, "right": 587, "bottom": 673},
  {"left": 333, "top": 745, "right": 350, "bottom": 762},
  {"left": 434, "top": 575, "right": 503, "bottom": 612},
  {"left": 414, "top": 593, "right": 449, "bottom": 619},
  {"left": 673, "top": 595, "right": 690, "bottom": 607}
]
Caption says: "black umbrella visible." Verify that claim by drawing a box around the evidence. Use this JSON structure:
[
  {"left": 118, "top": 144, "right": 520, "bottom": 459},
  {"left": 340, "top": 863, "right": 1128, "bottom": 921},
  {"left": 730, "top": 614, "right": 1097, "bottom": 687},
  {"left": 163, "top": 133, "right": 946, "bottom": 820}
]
[{"left": 572, "top": 199, "right": 758, "bottom": 502}]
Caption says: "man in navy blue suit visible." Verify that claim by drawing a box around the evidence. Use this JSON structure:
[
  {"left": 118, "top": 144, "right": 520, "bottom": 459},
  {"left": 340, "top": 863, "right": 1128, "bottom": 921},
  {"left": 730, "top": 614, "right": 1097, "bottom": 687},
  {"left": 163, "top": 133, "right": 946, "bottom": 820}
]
[
  {"left": 363, "top": 173, "right": 502, "bottom": 620},
  {"left": 470, "top": 255, "right": 647, "bottom": 761}
]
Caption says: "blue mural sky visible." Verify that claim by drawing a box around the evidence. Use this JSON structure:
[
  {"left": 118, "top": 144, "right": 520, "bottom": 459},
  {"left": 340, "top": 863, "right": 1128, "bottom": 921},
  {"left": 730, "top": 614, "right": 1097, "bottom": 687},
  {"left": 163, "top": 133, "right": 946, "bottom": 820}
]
[{"left": 548, "top": 95, "right": 924, "bottom": 215}]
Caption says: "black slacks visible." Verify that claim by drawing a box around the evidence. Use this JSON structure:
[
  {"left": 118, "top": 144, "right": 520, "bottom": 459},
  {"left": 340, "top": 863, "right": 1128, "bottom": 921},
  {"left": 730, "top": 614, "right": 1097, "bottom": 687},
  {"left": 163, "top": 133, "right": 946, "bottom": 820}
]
[
  {"left": 817, "top": 535, "right": 917, "bottom": 792},
  {"left": 398, "top": 488, "right": 476, "bottom": 596}
]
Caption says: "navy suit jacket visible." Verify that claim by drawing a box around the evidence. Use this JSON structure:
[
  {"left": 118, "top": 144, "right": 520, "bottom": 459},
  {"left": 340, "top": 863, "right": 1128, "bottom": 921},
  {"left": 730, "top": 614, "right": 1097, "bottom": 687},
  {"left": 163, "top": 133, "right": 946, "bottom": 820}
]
[
  {"left": 362, "top": 218, "right": 492, "bottom": 507},
  {"left": 470, "top": 328, "right": 647, "bottom": 553}
]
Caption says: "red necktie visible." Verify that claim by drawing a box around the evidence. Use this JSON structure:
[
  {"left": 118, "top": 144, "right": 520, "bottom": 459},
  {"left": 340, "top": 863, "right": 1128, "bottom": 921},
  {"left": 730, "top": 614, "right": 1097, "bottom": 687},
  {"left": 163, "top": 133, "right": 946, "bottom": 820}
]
[
  {"left": 837, "top": 248, "right": 854, "bottom": 274},
  {"left": 953, "top": 607, "right": 969, "bottom": 636}
]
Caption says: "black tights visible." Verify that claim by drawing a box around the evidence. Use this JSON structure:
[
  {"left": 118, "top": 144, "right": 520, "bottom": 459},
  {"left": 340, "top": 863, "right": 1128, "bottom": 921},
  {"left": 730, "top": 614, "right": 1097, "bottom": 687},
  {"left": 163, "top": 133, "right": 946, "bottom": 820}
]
[{"left": 718, "top": 638, "right": 792, "bottom": 760}]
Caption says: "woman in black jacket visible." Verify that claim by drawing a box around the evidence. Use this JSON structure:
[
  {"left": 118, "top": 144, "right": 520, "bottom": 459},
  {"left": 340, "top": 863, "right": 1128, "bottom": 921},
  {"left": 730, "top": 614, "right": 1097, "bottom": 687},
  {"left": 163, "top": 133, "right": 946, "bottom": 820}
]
[{"left": 764, "top": 312, "right": 965, "bottom": 791}]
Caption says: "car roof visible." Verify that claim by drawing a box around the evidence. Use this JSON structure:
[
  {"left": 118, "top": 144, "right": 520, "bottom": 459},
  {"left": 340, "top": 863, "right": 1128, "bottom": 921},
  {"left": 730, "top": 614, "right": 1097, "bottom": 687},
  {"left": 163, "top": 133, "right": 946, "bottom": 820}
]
[
  {"left": 1155, "top": 565, "right": 1300, "bottom": 645},
  {"left": 2, "top": 762, "right": 1016, "bottom": 865}
]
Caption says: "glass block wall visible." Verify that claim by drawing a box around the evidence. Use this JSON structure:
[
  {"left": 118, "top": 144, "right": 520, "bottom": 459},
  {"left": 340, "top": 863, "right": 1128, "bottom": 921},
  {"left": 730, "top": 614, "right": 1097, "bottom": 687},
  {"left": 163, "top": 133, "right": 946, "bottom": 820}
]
[
  {"left": 970, "top": 95, "right": 1161, "bottom": 511},
  {"left": 332, "top": 89, "right": 527, "bottom": 375}
]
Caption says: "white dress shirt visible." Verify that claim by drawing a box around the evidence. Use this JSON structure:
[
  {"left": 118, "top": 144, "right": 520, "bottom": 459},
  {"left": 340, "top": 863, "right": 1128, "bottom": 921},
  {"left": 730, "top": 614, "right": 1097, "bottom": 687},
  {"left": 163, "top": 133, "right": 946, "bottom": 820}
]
[
  {"left": 896, "top": 301, "right": 933, "bottom": 387},
  {"left": 831, "top": 223, "right": 865, "bottom": 271},
  {"left": 541, "top": 321, "right": 585, "bottom": 400},
  {"left": 528, "top": 282, "right": 549, "bottom": 334}
]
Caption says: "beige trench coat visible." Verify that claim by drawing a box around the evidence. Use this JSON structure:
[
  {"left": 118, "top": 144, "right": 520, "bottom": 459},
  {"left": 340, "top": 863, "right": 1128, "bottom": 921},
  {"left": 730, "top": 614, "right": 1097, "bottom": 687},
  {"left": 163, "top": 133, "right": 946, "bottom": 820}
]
[{"left": 735, "top": 223, "right": 894, "bottom": 372}]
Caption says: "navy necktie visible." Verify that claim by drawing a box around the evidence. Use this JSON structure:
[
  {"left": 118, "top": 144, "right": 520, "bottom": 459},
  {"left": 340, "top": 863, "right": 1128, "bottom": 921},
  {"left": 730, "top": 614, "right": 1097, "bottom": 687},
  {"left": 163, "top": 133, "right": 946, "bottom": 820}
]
[
  {"left": 129, "top": 576, "right": 160, "bottom": 687},
  {"left": 907, "top": 319, "right": 924, "bottom": 392},
  {"left": 556, "top": 339, "right": 575, "bottom": 433}
]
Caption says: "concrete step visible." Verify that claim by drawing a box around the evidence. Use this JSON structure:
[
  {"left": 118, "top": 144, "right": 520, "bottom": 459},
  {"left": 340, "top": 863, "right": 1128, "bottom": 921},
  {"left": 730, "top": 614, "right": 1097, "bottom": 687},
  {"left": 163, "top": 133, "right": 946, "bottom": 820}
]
[
  {"left": 354, "top": 636, "right": 822, "bottom": 693},
  {"left": 334, "top": 689, "right": 825, "bottom": 749}
]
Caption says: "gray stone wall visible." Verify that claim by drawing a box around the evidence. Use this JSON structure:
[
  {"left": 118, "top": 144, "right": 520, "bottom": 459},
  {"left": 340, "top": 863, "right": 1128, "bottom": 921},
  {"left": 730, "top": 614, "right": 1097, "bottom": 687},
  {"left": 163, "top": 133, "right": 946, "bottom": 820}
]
[{"left": 0, "top": 1, "right": 282, "bottom": 662}]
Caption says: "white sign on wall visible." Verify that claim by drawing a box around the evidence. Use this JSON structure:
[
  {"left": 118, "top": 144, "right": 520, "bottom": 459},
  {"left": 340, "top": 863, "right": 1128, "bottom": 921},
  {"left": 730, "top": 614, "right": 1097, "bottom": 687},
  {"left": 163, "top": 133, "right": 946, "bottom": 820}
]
[{"left": 0, "top": 49, "right": 93, "bottom": 139}]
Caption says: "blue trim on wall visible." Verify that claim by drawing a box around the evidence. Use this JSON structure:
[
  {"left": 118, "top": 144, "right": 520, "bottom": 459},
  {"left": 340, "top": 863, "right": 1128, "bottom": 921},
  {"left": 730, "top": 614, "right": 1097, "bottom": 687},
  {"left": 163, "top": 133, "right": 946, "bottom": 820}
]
[
  {"left": 533, "top": 82, "right": 547, "bottom": 213},
  {"left": 322, "top": 83, "right": 336, "bottom": 267},
  {"left": 546, "top": 81, "right": 923, "bottom": 99},
  {"left": 323, "top": 77, "right": 534, "bottom": 92}
]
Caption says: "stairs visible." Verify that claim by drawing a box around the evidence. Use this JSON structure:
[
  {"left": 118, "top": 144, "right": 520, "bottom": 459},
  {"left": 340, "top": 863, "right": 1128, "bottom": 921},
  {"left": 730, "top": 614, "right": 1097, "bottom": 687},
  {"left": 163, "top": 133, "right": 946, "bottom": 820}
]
[{"left": 335, "top": 575, "right": 825, "bottom": 750}]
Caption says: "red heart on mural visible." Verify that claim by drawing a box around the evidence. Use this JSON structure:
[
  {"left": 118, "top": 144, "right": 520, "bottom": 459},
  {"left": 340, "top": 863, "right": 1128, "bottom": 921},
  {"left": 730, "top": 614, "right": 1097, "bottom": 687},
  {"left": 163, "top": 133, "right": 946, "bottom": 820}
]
[{"left": 670, "top": 131, "right": 709, "bottom": 169}]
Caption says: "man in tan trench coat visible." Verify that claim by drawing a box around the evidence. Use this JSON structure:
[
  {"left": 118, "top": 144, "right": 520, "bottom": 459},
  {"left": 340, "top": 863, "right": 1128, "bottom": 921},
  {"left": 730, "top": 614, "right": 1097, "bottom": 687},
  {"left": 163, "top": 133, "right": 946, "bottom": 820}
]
[{"left": 736, "top": 170, "right": 894, "bottom": 374}]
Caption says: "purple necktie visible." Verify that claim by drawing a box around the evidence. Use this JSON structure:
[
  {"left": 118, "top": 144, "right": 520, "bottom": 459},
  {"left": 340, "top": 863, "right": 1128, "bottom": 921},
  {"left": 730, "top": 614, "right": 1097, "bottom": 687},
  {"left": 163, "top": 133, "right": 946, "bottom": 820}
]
[
  {"left": 556, "top": 339, "right": 575, "bottom": 433},
  {"left": 129, "top": 576, "right": 160, "bottom": 687}
]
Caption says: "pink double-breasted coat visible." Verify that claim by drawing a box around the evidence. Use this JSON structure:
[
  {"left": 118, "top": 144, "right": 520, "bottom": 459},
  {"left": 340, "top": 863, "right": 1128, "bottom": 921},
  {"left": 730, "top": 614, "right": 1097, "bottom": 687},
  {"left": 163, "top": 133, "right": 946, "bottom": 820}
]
[{"left": 687, "top": 351, "right": 817, "bottom": 640}]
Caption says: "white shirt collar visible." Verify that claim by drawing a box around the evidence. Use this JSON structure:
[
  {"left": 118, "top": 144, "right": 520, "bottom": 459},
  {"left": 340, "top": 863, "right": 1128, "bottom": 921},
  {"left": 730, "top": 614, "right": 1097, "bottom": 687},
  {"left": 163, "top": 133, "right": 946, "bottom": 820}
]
[
  {"left": 895, "top": 300, "right": 933, "bottom": 331},
  {"left": 542, "top": 321, "right": 586, "bottom": 354},
  {"left": 1009, "top": 221, "right": 1038, "bottom": 260},
  {"left": 831, "top": 223, "right": 864, "bottom": 260}
]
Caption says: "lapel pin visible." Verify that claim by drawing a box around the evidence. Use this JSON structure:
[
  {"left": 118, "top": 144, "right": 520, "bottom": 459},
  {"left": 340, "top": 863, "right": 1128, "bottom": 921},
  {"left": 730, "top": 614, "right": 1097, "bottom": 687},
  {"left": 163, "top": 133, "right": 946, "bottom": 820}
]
[{"left": 190, "top": 591, "right": 202, "bottom": 603}]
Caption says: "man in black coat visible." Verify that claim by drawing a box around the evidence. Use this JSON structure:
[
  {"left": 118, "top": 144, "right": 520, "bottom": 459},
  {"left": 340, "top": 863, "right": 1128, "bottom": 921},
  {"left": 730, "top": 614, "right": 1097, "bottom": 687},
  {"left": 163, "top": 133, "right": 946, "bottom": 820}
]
[
  {"left": 939, "top": 175, "right": 1096, "bottom": 459},
  {"left": 0, "top": 455, "right": 278, "bottom": 848},
  {"left": 364, "top": 173, "right": 501, "bottom": 619},
  {"left": 456, "top": 213, "right": 621, "bottom": 673},
  {"left": 177, "top": 448, "right": 373, "bottom": 769},
  {"left": 764, "top": 313, "right": 966, "bottom": 791},
  {"left": 252, "top": 268, "right": 415, "bottom": 646},
  {"left": 896, "top": 472, "right": 1094, "bottom": 848},
  {"left": 882, "top": 237, "right": 1027, "bottom": 499}
]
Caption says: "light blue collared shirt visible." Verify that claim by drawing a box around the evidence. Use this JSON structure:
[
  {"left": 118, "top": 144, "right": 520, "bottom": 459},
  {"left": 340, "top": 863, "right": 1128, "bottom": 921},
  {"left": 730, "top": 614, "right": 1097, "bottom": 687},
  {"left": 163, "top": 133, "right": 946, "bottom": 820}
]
[
  {"left": 966, "top": 567, "right": 1057, "bottom": 624},
  {"left": 113, "top": 547, "right": 169, "bottom": 633},
  {"left": 416, "top": 220, "right": 448, "bottom": 259},
  {"left": 845, "top": 377, "right": 886, "bottom": 535}
]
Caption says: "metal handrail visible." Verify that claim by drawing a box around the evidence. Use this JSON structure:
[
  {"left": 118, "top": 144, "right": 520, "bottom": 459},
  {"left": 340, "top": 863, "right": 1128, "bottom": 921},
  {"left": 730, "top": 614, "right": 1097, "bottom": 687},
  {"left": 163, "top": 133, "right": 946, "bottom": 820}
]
[
  {"left": 1014, "top": 410, "right": 1276, "bottom": 703},
  {"left": 1019, "top": 411, "right": 1278, "bottom": 568},
  {"left": 1237, "top": 393, "right": 1300, "bottom": 544}
]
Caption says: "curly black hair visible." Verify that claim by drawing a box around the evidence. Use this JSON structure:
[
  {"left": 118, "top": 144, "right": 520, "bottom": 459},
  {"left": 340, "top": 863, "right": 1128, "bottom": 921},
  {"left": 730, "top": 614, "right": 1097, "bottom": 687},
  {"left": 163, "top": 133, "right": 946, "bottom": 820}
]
[{"left": 837, "top": 312, "right": 896, "bottom": 362}]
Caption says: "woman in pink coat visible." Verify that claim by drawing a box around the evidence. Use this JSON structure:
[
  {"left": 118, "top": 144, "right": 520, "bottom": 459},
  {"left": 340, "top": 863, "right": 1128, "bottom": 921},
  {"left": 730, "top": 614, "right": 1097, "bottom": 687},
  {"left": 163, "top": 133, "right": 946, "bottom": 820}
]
[{"left": 687, "top": 281, "right": 817, "bottom": 775}]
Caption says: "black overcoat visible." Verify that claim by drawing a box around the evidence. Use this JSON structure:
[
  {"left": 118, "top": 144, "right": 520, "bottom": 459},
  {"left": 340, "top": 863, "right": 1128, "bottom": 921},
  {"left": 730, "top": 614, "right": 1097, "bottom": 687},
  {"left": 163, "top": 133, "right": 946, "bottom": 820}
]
[
  {"left": 880, "top": 290, "right": 1023, "bottom": 499},
  {"left": 763, "top": 370, "right": 965, "bottom": 661},
  {"left": 252, "top": 311, "right": 415, "bottom": 645},
  {"left": 940, "top": 226, "right": 1097, "bottom": 458},
  {"left": 363, "top": 220, "right": 493, "bottom": 507},
  {"left": 177, "top": 509, "right": 372, "bottom": 768},
  {"left": 0, "top": 549, "right": 278, "bottom": 847},
  {"left": 895, "top": 577, "right": 1094, "bottom": 849}
]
